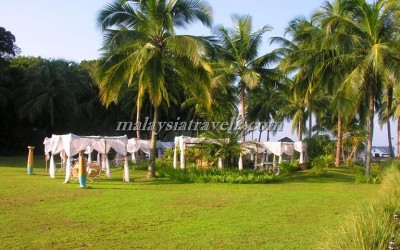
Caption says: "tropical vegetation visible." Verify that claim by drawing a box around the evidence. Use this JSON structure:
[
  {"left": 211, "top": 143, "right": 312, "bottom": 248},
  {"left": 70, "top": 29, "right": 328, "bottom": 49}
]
[{"left": 1, "top": 0, "right": 400, "bottom": 179}]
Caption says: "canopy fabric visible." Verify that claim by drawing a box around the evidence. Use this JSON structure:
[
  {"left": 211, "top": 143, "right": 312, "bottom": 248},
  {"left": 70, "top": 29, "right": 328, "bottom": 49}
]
[
  {"left": 43, "top": 137, "right": 51, "bottom": 157},
  {"left": 174, "top": 136, "right": 229, "bottom": 151},
  {"left": 238, "top": 140, "right": 308, "bottom": 168},
  {"left": 43, "top": 134, "right": 130, "bottom": 182},
  {"left": 173, "top": 136, "right": 228, "bottom": 169},
  {"left": 241, "top": 141, "right": 306, "bottom": 158},
  {"left": 127, "top": 138, "right": 174, "bottom": 154}
]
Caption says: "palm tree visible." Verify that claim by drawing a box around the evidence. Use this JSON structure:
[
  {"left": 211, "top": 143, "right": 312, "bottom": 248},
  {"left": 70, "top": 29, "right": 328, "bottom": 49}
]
[
  {"left": 311, "top": 0, "right": 357, "bottom": 166},
  {"left": 246, "top": 70, "right": 282, "bottom": 141},
  {"left": 272, "top": 17, "right": 333, "bottom": 144},
  {"left": 95, "top": 0, "right": 214, "bottom": 178},
  {"left": 15, "top": 59, "right": 78, "bottom": 134},
  {"left": 393, "top": 85, "right": 400, "bottom": 156},
  {"left": 214, "top": 15, "right": 272, "bottom": 141},
  {"left": 318, "top": 0, "right": 400, "bottom": 175},
  {"left": 277, "top": 80, "right": 307, "bottom": 141},
  {"left": 378, "top": 73, "right": 396, "bottom": 158}
]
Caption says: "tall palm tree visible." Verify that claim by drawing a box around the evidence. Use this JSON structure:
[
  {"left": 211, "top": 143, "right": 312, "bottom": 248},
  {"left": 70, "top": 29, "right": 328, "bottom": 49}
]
[
  {"left": 15, "top": 59, "right": 78, "bottom": 134},
  {"left": 378, "top": 73, "right": 395, "bottom": 158},
  {"left": 393, "top": 85, "right": 400, "bottom": 156},
  {"left": 214, "top": 15, "right": 272, "bottom": 141},
  {"left": 312, "top": 0, "right": 359, "bottom": 166},
  {"left": 318, "top": 0, "right": 400, "bottom": 175},
  {"left": 272, "top": 17, "right": 331, "bottom": 143},
  {"left": 277, "top": 80, "right": 307, "bottom": 141},
  {"left": 95, "top": 0, "right": 214, "bottom": 178},
  {"left": 246, "top": 70, "right": 282, "bottom": 141}
]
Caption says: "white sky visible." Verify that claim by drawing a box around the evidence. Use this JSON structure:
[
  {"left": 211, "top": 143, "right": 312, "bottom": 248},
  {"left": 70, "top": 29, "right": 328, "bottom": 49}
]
[{"left": 0, "top": 0, "right": 395, "bottom": 146}]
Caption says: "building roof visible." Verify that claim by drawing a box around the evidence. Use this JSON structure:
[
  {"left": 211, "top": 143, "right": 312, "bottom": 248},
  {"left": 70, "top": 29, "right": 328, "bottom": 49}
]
[
  {"left": 278, "top": 137, "right": 294, "bottom": 143},
  {"left": 372, "top": 146, "right": 390, "bottom": 155}
]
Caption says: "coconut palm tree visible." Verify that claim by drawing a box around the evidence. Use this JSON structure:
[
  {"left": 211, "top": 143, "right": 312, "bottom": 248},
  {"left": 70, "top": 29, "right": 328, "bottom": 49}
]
[
  {"left": 311, "top": 0, "right": 359, "bottom": 166},
  {"left": 15, "top": 59, "right": 78, "bottom": 134},
  {"left": 276, "top": 80, "right": 307, "bottom": 141},
  {"left": 272, "top": 17, "right": 332, "bottom": 144},
  {"left": 95, "top": 0, "right": 214, "bottom": 178},
  {"left": 317, "top": 0, "right": 400, "bottom": 175},
  {"left": 214, "top": 15, "right": 272, "bottom": 141}
]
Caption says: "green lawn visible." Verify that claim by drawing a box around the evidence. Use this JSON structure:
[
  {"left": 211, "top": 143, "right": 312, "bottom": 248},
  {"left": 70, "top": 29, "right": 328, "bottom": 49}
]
[{"left": 0, "top": 156, "right": 379, "bottom": 249}]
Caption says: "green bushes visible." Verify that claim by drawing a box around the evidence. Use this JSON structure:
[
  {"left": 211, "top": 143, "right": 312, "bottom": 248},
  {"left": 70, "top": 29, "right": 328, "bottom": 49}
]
[
  {"left": 279, "top": 161, "right": 298, "bottom": 174},
  {"left": 354, "top": 163, "right": 382, "bottom": 184},
  {"left": 156, "top": 159, "right": 277, "bottom": 184},
  {"left": 311, "top": 154, "right": 334, "bottom": 175},
  {"left": 321, "top": 161, "right": 400, "bottom": 249}
]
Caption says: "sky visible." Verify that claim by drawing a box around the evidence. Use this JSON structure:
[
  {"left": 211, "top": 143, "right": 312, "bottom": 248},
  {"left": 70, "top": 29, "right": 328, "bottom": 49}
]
[{"left": 0, "top": 0, "right": 395, "bottom": 146}]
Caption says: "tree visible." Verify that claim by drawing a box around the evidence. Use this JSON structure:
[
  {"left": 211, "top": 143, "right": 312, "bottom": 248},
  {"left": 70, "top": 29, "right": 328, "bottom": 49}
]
[
  {"left": 272, "top": 17, "right": 330, "bottom": 141},
  {"left": 318, "top": 0, "right": 400, "bottom": 175},
  {"left": 96, "top": 0, "right": 214, "bottom": 178},
  {"left": 277, "top": 80, "right": 307, "bottom": 141},
  {"left": 0, "top": 27, "right": 20, "bottom": 60},
  {"left": 214, "top": 15, "right": 272, "bottom": 141},
  {"left": 246, "top": 71, "right": 282, "bottom": 141},
  {"left": 15, "top": 59, "right": 78, "bottom": 134}
]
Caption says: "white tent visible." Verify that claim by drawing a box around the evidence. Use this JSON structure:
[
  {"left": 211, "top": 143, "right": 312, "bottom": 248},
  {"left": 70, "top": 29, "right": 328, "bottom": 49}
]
[
  {"left": 43, "top": 134, "right": 130, "bottom": 183},
  {"left": 127, "top": 138, "right": 174, "bottom": 162},
  {"left": 240, "top": 141, "right": 308, "bottom": 170},
  {"left": 173, "top": 136, "right": 229, "bottom": 169}
]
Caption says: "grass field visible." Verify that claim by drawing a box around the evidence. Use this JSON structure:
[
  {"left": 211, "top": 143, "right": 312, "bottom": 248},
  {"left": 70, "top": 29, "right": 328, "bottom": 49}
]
[{"left": 0, "top": 156, "right": 379, "bottom": 249}]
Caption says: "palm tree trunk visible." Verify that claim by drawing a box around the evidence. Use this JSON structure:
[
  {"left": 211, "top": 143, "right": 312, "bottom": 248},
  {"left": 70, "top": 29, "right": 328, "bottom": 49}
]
[
  {"left": 386, "top": 87, "right": 394, "bottom": 158},
  {"left": 136, "top": 99, "right": 141, "bottom": 140},
  {"left": 147, "top": 105, "right": 158, "bottom": 179},
  {"left": 365, "top": 94, "right": 374, "bottom": 177},
  {"left": 335, "top": 111, "right": 342, "bottom": 167},
  {"left": 387, "top": 116, "right": 393, "bottom": 158},
  {"left": 298, "top": 121, "right": 303, "bottom": 141},
  {"left": 397, "top": 117, "right": 400, "bottom": 158},
  {"left": 258, "top": 124, "right": 263, "bottom": 142},
  {"left": 240, "top": 84, "right": 246, "bottom": 141},
  {"left": 308, "top": 102, "right": 312, "bottom": 138}
]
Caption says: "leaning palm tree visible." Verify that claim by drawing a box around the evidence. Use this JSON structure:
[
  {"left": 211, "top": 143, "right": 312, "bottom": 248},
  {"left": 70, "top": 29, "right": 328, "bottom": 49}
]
[
  {"left": 214, "top": 15, "right": 272, "bottom": 141},
  {"left": 95, "top": 0, "right": 214, "bottom": 178}
]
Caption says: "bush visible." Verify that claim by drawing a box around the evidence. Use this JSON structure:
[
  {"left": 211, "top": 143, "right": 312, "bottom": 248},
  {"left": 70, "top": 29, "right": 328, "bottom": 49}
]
[
  {"left": 279, "top": 161, "right": 298, "bottom": 174},
  {"left": 321, "top": 161, "right": 400, "bottom": 249},
  {"left": 354, "top": 164, "right": 382, "bottom": 184},
  {"left": 156, "top": 159, "right": 277, "bottom": 184},
  {"left": 311, "top": 155, "right": 334, "bottom": 175}
]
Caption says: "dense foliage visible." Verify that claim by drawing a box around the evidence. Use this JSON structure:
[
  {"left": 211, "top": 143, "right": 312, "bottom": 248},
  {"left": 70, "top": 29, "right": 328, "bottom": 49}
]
[{"left": 2, "top": 0, "right": 400, "bottom": 180}]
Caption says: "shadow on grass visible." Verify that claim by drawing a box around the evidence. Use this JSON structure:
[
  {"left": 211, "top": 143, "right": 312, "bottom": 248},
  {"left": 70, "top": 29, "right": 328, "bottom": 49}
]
[
  {"left": 144, "top": 168, "right": 358, "bottom": 185},
  {"left": 277, "top": 168, "right": 356, "bottom": 184}
]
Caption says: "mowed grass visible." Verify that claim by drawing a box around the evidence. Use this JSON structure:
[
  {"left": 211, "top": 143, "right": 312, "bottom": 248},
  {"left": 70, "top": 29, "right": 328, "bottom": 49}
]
[{"left": 0, "top": 156, "right": 379, "bottom": 249}]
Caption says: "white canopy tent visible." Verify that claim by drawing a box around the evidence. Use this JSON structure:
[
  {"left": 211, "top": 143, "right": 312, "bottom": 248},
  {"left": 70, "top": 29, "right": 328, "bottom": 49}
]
[
  {"left": 239, "top": 141, "right": 308, "bottom": 170},
  {"left": 127, "top": 138, "right": 174, "bottom": 162},
  {"left": 173, "top": 136, "right": 229, "bottom": 170},
  {"left": 43, "top": 134, "right": 130, "bottom": 182}
]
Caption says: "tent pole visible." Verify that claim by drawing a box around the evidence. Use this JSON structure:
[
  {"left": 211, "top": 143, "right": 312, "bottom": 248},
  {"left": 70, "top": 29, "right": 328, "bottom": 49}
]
[{"left": 45, "top": 155, "right": 48, "bottom": 172}]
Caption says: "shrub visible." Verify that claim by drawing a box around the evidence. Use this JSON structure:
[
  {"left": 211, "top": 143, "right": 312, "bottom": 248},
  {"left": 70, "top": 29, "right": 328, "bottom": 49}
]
[
  {"left": 311, "top": 155, "right": 334, "bottom": 175},
  {"left": 354, "top": 164, "right": 382, "bottom": 184},
  {"left": 156, "top": 160, "right": 277, "bottom": 184},
  {"left": 279, "top": 161, "right": 298, "bottom": 174},
  {"left": 321, "top": 161, "right": 400, "bottom": 249}
]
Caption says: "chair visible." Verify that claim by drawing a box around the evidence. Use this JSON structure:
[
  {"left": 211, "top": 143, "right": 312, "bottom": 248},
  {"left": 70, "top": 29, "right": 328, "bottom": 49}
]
[
  {"left": 70, "top": 162, "right": 79, "bottom": 181},
  {"left": 87, "top": 162, "right": 102, "bottom": 181}
]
